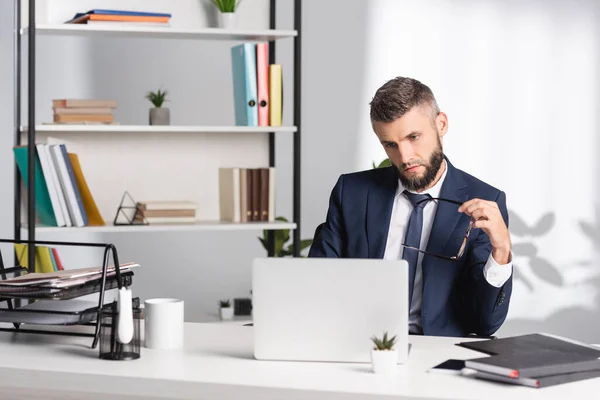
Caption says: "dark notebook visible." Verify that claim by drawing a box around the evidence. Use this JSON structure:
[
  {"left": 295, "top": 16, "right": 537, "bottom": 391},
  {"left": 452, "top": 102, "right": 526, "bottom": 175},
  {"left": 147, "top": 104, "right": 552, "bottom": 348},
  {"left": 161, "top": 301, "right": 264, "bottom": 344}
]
[
  {"left": 466, "top": 368, "right": 600, "bottom": 388},
  {"left": 464, "top": 349, "right": 600, "bottom": 378},
  {"left": 457, "top": 333, "right": 600, "bottom": 358}
]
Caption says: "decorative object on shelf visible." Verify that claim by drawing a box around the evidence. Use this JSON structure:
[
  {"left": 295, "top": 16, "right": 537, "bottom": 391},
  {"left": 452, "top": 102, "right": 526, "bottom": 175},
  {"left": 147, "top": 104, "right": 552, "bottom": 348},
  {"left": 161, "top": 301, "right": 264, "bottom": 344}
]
[
  {"left": 145, "top": 88, "right": 170, "bottom": 125},
  {"left": 113, "top": 191, "right": 149, "bottom": 226},
  {"left": 370, "top": 331, "right": 398, "bottom": 374},
  {"left": 212, "top": 0, "right": 241, "bottom": 29},
  {"left": 219, "top": 299, "right": 234, "bottom": 320},
  {"left": 258, "top": 216, "right": 312, "bottom": 257}
]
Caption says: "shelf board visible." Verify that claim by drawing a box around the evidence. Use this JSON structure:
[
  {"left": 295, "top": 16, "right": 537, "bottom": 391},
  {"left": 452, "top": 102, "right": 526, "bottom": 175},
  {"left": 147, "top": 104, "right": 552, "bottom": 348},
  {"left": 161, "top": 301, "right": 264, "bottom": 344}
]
[
  {"left": 21, "top": 220, "right": 297, "bottom": 234},
  {"left": 21, "top": 125, "right": 297, "bottom": 134},
  {"left": 22, "top": 25, "right": 297, "bottom": 41}
]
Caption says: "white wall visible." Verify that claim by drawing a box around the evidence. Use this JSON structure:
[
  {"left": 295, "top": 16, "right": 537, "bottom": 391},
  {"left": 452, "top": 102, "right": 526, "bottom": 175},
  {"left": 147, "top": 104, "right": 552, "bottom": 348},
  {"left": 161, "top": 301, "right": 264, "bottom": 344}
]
[
  {"left": 2, "top": 0, "right": 292, "bottom": 321},
  {"left": 3, "top": 0, "right": 600, "bottom": 342},
  {"left": 312, "top": 0, "right": 600, "bottom": 342}
]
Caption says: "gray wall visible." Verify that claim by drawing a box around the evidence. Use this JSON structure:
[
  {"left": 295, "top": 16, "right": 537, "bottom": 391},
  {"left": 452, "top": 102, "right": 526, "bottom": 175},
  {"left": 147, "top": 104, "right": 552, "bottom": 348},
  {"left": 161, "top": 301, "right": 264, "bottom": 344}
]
[{"left": 0, "top": 0, "right": 15, "bottom": 262}]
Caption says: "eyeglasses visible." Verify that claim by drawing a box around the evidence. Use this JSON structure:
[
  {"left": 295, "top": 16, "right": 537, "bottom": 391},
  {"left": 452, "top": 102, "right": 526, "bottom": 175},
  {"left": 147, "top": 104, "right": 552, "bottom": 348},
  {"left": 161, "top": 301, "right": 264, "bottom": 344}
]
[{"left": 401, "top": 197, "right": 474, "bottom": 261}]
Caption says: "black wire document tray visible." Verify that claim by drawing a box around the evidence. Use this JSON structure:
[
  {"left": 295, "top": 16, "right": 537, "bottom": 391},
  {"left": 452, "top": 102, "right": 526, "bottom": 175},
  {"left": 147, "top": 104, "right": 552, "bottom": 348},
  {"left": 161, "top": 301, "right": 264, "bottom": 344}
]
[
  {"left": 0, "top": 238, "right": 138, "bottom": 348},
  {"left": 0, "top": 299, "right": 99, "bottom": 325},
  {"left": 0, "top": 265, "right": 136, "bottom": 300}
]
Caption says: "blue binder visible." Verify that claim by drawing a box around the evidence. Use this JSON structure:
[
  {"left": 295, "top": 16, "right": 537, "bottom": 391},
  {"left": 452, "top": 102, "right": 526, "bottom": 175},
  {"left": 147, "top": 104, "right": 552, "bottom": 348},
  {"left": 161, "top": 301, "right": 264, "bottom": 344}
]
[{"left": 231, "top": 43, "right": 258, "bottom": 126}]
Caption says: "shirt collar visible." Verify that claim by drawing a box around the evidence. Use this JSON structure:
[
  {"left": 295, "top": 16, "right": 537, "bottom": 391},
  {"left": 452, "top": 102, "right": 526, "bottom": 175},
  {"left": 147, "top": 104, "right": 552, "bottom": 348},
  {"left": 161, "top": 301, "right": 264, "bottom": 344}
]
[{"left": 397, "top": 160, "right": 448, "bottom": 199}]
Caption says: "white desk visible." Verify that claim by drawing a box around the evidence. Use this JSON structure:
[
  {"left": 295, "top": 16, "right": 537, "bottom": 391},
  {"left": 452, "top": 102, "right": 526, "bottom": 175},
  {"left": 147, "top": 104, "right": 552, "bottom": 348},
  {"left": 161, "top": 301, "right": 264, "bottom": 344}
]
[{"left": 0, "top": 322, "right": 597, "bottom": 400}]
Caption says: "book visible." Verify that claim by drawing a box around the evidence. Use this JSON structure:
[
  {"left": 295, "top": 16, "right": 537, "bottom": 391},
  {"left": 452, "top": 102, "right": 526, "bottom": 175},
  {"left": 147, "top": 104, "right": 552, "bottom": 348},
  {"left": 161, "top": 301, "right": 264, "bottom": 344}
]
[
  {"left": 457, "top": 333, "right": 600, "bottom": 358},
  {"left": 13, "top": 146, "right": 58, "bottom": 227},
  {"left": 219, "top": 168, "right": 241, "bottom": 222},
  {"left": 67, "top": 14, "right": 170, "bottom": 24},
  {"left": 68, "top": 153, "right": 104, "bottom": 226},
  {"left": 231, "top": 43, "right": 258, "bottom": 126},
  {"left": 464, "top": 349, "right": 600, "bottom": 378},
  {"left": 14, "top": 244, "right": 56, "bottom": 274},
  {"left": 269, "top": 64, "right": 283, "bottom": 126},
  {"left": 137, "top": 201, "right": 197, "bottom": 211},
  {"left": 52, "top": 99, "right": 117, "bottom": 108},
  {"left": 463, "top": 367, "right": 600, "bottom": 388}
]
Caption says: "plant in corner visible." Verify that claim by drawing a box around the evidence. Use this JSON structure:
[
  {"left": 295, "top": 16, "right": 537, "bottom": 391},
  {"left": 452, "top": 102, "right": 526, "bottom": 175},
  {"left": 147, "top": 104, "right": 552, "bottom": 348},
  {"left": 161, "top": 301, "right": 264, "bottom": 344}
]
[
  {"left": 219, "top": 299, "right": 234, "bottom": 320},
  {"left": 372, "top": 158, "right": 392, "bottom": 169},
  {"left": 145, "top": 88, "right": 170, "bottom": 126},
  {"left": 258, "top": 216, "right": 313, "bottom": 257},
  {"left": 212, "top": 0, "right": 241, "bottom": 29},
  {"left": 370, "top": 331, "right": 398, "bottom": 374}
]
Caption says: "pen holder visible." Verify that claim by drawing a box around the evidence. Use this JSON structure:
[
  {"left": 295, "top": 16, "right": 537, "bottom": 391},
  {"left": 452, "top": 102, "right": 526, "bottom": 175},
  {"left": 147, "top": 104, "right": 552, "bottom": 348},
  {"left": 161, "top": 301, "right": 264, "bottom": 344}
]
[{"left": 99, "top": 297, "right": 141, "bottom": 360}]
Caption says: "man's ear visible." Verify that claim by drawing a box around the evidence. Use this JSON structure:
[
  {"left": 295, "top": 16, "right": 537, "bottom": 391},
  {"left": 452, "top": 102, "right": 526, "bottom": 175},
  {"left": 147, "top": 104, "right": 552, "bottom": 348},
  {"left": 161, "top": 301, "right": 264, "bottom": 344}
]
[{"left": 437, "top": 112, "right": 448, "bottom": 138}]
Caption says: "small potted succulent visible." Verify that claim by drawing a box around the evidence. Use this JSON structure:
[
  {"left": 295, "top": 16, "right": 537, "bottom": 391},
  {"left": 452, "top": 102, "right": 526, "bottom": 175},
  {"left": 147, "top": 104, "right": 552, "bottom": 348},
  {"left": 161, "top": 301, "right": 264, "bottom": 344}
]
[
  {"left": 370, "top": 331, "right": 398, "bottom": 374},
  {"left": 145, "top": 88, "right": 170, "bottom": 125},
  {"left": 212, "top": 0, "right": 241, "bottom": 29},
  {"left": 219, "top": 299, "right": 234, "bottom": 320}
]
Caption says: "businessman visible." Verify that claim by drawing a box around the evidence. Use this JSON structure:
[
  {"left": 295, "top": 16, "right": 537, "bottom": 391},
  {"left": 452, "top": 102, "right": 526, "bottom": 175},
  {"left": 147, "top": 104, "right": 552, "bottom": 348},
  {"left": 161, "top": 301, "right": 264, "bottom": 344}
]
[{"left": 309, "top": 77, "right": 512, "bottom": 337}]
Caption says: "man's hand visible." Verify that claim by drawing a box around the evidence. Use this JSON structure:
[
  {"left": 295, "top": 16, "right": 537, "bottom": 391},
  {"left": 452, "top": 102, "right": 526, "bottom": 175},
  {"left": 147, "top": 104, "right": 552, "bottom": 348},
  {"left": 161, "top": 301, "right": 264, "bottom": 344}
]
[{"left": 458, "top": 198, "right": 511, "bottom": 264}]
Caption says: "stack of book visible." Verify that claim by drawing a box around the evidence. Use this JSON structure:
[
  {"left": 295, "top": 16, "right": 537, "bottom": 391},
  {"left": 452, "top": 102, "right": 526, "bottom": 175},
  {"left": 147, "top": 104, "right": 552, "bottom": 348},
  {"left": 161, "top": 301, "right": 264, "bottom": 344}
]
[
  {"left": 135, "top": 201, "right": 197, "bottom": 224},
  {"left": 231, "top": 42, "right": 283, "bottom": 127},
  {"left": 13, "top": 142, "right": 104, "bottom": 228},
  {"left": 14, "top": 244, "right": 64, "bottom": 273},
  {"left": 52, "top": 99, "right": 117, "bottom": 124},
  {"left": 457, "top": 333, "right": 600, "bottom": 388},
  {"left": 218, "top": 167, "right": 275, "bottom": 223},
  {"left": 66, "top": 9, "right": 172, "bottom": 27}
]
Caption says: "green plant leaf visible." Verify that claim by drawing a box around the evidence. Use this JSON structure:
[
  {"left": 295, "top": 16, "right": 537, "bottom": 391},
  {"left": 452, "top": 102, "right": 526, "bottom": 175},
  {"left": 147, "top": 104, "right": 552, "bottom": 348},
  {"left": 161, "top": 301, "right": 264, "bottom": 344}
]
[
  {"left": 377, "top": 159, "right": 392, "bottom": 168},
  {"left": 145, "top": 88, "right": 168, "bottom": 107},
  {"left": 212, "top": 0, "right": 241, "bottom": 12}
]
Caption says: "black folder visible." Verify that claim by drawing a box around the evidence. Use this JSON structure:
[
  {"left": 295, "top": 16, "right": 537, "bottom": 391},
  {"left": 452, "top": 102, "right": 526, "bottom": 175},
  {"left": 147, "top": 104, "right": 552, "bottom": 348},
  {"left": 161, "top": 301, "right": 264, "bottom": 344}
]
[{"left": 457, "top": 333, "right": 600, "bottom": 358}]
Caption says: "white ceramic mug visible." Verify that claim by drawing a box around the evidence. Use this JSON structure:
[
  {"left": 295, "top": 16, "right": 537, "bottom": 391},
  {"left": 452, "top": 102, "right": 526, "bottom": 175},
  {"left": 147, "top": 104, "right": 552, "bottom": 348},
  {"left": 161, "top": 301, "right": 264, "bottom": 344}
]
[{"left": 144, "top": 298, "right": 184, "bottom": 349}]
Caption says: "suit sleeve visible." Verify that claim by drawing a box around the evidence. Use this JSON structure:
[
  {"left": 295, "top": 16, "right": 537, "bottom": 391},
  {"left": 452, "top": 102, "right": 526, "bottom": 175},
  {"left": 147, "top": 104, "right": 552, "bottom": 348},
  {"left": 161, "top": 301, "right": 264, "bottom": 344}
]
[
  {"left": 461, "top": 190, "right": 513, "bottom": 336},
  {"left": 308, "top": 175, "right": 347, "bottom": 258}
]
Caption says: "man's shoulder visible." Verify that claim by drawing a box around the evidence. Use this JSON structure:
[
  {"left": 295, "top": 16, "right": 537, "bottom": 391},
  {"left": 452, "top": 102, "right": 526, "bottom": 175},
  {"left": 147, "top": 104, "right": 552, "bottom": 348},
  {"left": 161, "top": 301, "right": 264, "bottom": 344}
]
[
  {"left": 452, "top": 164, "right": 504, "bottom": 199},
  {"left": 339, "top": 166, "right": 395, "bottom": 188}
]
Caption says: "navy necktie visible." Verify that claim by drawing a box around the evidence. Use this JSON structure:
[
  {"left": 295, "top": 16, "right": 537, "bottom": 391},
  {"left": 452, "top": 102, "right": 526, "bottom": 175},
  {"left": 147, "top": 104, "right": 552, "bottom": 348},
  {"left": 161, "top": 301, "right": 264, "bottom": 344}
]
[{"left": 402, "top": 190, "right": 431, "bottom": 307}]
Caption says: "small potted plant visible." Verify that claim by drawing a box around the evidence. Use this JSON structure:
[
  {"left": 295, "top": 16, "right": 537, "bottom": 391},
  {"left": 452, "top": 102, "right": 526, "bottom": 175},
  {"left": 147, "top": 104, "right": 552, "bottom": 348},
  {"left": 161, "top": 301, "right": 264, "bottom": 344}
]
[
  {"left": 219, "top": 299, "right": 234, "bottom": 320},
  {"left": 212, "top": 0, "right": 241, "bottom": 29},
  {"left": 370, "top": 331, "right": 398, "bottom": 374},
  {"left": 145, "top": 88, "right": 170, "bottom": 125}
]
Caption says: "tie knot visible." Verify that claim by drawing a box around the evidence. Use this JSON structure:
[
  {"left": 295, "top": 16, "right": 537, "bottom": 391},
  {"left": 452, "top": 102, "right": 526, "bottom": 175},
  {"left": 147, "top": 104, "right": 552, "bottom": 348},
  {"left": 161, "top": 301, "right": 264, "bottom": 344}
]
[{"left": 403, "top": 190, "right": 431, "bottom": 209}]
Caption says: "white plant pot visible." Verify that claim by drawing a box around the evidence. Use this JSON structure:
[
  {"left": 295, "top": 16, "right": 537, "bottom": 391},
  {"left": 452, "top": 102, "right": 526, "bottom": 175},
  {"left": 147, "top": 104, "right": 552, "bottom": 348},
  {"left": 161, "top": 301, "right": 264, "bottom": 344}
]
[
  {"left": 218, "top": 12, "right": 236, "bottom": 29},
  {"left": 220, "top": 307, "right": 234, "bottom": 320},
  {"left": 371, "top": 349, "right": 398, "bottom": 374}
]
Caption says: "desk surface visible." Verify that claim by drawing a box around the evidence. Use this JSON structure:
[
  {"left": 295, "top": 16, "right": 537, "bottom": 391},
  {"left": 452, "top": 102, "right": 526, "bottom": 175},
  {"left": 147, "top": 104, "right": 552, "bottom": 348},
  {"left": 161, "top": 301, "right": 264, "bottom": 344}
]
[{"left": 0, "top": 322, "right": 597, "bottom": 400}]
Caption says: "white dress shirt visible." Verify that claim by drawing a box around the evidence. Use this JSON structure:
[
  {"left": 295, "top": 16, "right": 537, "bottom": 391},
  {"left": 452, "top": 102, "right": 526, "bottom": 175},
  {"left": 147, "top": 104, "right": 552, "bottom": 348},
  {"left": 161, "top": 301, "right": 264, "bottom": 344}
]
[{"left": 382, "top": 162, "right": 512, "bottom": 334}]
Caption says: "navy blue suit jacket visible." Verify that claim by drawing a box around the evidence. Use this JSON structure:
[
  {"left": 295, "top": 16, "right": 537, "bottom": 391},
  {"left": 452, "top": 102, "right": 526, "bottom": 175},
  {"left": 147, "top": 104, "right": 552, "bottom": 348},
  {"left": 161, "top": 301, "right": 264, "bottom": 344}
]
[{"left": 308, "top": 158, "right": 512, "bottom": 337}]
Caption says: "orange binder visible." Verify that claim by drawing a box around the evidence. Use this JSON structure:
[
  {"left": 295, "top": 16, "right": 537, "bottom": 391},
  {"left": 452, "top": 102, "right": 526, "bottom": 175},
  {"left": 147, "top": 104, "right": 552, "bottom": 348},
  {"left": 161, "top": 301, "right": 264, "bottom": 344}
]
[{"left": 68, "top": 153, "right": 105, "bottom": 226}]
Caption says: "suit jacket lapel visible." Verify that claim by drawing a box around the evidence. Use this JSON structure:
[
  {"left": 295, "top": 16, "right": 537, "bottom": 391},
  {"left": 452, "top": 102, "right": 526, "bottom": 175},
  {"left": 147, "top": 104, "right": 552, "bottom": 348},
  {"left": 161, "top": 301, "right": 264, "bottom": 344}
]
[
  {"left": 425, "top": 158, "right": 468, "bottom": 257},
  {"left": 366, "top": 166, "right": 397, "bottom": 258}
]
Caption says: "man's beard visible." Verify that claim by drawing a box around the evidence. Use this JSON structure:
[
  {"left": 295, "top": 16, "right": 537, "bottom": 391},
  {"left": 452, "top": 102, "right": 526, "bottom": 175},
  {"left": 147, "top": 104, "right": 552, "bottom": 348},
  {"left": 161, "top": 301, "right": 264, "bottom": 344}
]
[{"left": 398, "top": 146, "right": 444, "bottom": 192}]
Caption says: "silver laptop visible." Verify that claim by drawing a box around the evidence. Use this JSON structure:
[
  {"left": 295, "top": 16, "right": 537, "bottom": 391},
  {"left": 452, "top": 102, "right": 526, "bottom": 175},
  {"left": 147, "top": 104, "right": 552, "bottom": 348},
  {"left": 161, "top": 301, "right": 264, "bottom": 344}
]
[{"left": 252, "top": 257, "right": 409, "bottom": 363}]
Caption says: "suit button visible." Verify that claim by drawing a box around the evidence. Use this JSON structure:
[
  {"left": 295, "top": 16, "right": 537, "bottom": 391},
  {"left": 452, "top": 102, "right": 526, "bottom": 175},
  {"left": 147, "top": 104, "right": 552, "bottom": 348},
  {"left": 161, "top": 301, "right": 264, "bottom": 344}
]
[{"left": 497, "top": 291, "right": 505, "bottom": 306}]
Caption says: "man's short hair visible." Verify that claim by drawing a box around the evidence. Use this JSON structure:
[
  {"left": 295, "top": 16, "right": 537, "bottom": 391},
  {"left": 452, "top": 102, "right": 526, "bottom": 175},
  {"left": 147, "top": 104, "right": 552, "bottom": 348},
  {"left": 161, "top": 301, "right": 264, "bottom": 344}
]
[{"left": 369, "top": 77, "right": 440, "bottom": 124}]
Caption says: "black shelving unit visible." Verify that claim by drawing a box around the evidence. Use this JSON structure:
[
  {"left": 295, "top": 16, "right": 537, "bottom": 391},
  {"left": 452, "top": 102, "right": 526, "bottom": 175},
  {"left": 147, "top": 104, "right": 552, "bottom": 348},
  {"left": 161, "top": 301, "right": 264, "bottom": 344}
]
[{"left": 12, "top": 0, "right": 301, "bottom": 303}]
